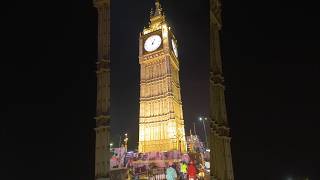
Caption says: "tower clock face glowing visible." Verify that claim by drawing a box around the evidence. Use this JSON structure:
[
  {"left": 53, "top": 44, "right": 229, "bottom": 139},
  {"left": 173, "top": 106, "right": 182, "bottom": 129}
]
[
  {"left": 144, "top": 35, "right": 162, "bottom": 52},
  {"left": 171, "top": 39, "right": 178, "bottom": 57}
]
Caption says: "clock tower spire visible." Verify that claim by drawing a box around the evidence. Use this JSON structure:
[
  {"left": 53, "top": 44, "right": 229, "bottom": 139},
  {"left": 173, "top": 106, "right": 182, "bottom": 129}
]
[{"left": 153, "top": 0, "right": 162, "bottom": 17}]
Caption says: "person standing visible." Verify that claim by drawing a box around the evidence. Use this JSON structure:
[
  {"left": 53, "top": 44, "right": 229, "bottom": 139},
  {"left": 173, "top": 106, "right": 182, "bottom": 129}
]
[
  {"left": 166, "top": 164, "right": 178, "bottom": 180},
  {"left": 187, "top": 160, "right": 197, "bottom": 180},
  {"left": 180, "top": 162, "right": 188, "bottom": 180}
]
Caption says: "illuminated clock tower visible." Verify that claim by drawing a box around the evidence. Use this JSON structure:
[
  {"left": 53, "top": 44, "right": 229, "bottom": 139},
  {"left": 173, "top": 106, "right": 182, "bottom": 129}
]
[{"left": 138, "top": 0, "right": 187, "bottom": 153}]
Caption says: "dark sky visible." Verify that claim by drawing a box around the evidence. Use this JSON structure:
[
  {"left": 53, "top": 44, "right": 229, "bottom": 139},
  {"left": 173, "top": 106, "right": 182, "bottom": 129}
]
[{"left": 1, "top": 0, "right": 320, "bottom": 179}]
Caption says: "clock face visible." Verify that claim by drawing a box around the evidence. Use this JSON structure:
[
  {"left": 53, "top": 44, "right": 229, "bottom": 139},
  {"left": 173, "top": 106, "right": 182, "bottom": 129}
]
[
  {"left": 171, "top": 39, "right": 178, "bottom": 57},
  {"left": 144, "top": 35, "right": 162, "bottom": 52}
]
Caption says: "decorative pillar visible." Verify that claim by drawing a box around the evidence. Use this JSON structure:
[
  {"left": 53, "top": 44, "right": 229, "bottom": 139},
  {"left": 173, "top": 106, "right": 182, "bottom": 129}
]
[
  {"left": 93, "top": 0, "right": 111, "bottom": 179},
  {"left": 209, "top": 0, "right": 234, "bottom": 179}
]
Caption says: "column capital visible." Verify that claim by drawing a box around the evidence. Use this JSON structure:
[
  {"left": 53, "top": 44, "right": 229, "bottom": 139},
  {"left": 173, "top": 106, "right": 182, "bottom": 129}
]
[
  {"left": 93, "top": 0, "right": 109, "bottom": 8},
  {"left": 95, "top": 115, "right": 111, "bottom": 127},
  {"left": 96, "top": 59, "right": 111, "bottom": 72},
  {"left": 210, "top": 71, "right": 225, "bottom": 86}
]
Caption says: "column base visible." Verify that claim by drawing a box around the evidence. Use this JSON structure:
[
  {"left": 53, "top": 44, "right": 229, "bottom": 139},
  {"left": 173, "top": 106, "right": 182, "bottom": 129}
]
[{"left": 210, "top": 176, "right": 217, "bottom": 180}]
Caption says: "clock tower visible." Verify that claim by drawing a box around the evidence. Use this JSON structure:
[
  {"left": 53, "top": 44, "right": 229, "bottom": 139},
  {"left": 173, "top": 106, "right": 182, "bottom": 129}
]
[{"left": 138, "top": 0, "right": 187, "bottom": 153}]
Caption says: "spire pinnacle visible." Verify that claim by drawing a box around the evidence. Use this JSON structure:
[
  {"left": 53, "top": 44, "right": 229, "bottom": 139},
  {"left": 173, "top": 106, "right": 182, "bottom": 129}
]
[
  {"left": 150, "top": 8, "right": 154, "bottom": 18},
  {"left": 153, "top": 0, "right": 162, "bottom": 17}
]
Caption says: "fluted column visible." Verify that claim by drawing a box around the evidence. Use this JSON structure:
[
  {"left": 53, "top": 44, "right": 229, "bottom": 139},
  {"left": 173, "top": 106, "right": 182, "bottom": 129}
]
[
  {"left": 93, "top": 0, "right": 111, "bottom": 179},
  {"left": 209, "top": 0, "right": 234, "bottom": 179}
]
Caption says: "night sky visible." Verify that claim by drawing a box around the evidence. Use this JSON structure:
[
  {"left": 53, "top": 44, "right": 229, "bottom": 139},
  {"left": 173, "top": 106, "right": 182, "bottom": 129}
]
[{"left": 1, "top": 0, "right": 320, "bottom": 179}]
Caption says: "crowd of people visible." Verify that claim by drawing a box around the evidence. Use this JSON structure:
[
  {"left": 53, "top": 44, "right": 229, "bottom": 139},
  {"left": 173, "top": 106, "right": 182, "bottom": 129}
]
[
  {"left": 165, "top": 160, "right": 204, "bottom": 180},
  {"left": 129, "top": 159, "right": 206, "bottom": 180},
  {"left": 129, "top": 157, "right": 208, "bottom": 179},
  {"left": 122, "top": 148, "right": 209, "bottom": 179}
]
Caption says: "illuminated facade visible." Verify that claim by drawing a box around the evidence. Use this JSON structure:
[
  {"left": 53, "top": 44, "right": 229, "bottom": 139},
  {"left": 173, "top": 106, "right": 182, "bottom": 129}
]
[{"left": 138, "top": 0, "right": 187, "bottom": 153}]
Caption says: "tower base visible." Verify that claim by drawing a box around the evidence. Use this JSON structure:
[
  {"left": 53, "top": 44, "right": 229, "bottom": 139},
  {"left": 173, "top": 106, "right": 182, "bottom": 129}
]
[
  {"left": 96, "top": 178, "right": 110, "bottom": 180},
  {"left": 109, "top": 168, "right": 129, "bottom": 180}
]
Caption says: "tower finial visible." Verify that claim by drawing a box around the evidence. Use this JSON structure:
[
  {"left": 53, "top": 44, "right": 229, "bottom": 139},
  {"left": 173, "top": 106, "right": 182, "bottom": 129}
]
[
  {"left": 153, "top": 0, "right": 162, "bottom": 17},
  {"left": 150, "top": 8, "right": 154, "bottom": 18}
]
